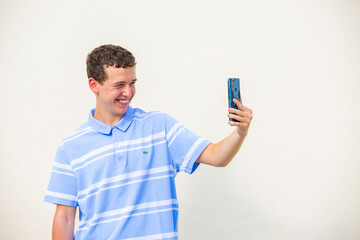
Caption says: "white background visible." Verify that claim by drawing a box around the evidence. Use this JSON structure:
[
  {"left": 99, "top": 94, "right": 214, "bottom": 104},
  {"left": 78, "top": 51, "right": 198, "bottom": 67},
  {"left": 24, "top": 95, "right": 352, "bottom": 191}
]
[{"left": 0, "top": 0, "right": 359, "bottom": 239}]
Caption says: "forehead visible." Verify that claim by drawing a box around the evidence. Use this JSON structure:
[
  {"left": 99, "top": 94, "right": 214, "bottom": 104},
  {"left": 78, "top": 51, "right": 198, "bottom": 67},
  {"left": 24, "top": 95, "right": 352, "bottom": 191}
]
[{"left": 104, "top": 66, "right": 136, "bottom": 83}]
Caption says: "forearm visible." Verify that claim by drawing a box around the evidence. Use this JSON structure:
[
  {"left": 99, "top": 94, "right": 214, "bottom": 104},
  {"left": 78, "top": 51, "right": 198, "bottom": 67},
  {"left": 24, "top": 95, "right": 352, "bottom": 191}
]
[
  {"left": 214, "top": 129, "right": 247, "bottom": 166},
  {"left": 199, "top": 129, "right": 247, "bottom": 167},
  {"left": 52, "top": 216, "right": 75, "bottom": 240}
]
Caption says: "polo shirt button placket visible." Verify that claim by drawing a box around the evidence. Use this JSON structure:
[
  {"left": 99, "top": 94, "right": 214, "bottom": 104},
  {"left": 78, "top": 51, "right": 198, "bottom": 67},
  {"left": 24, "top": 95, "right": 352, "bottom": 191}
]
[
  {"left": 113, "top": 127, "right": 123, "bottom": 161},
  {"left": 116, "top": 144, "right": 122, "bottom": 160}
]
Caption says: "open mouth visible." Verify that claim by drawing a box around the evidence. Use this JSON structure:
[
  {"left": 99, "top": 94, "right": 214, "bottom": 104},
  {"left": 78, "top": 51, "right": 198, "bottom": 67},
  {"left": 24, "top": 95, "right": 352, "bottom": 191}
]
[
  {"left": 115, "top": 99, "right": 130, "bottom": 107},
  {"left": 116, "top": 99, "right": 129, "bottom": 104}
]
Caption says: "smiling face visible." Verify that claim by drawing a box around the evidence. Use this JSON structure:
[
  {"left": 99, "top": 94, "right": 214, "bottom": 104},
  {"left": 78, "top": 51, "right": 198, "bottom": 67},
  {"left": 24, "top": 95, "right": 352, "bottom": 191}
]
[{"left": 89, "top": 66, "right": 137, "bottom": 125}]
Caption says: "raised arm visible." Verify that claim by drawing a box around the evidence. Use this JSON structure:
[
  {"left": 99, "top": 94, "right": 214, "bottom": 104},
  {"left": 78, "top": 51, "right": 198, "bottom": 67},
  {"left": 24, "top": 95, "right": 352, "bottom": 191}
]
[
  {"left": 196, "top": 99, "right": 253, "bottom": 167},
  {"left": 52, "top": 204, "right": 77, "bottom": 240}
]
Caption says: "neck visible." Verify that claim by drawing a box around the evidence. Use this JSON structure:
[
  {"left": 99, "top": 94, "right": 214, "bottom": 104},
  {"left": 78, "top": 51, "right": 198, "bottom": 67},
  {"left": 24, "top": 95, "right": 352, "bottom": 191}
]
[{"left": 93, "top": 105, "right": 124, "bottom": 126}]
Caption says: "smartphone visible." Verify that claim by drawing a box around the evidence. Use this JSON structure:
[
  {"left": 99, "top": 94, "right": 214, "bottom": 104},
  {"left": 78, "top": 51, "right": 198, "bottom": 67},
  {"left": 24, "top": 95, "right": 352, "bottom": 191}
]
[{"left": 227, "top": 78, "right": 241, "bottom": 122}]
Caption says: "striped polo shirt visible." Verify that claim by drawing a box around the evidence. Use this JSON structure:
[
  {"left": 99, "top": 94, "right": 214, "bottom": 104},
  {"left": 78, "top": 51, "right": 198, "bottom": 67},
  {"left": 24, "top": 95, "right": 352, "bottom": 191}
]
[{"left": 44, "top": 106, "right": 210, "bottom": 240}]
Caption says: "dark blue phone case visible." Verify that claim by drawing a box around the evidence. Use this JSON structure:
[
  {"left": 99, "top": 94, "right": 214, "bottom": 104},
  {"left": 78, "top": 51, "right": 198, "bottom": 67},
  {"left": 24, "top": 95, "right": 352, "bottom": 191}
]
[{"left": 228, "top": 78, "right": 241, "bottom": 122}]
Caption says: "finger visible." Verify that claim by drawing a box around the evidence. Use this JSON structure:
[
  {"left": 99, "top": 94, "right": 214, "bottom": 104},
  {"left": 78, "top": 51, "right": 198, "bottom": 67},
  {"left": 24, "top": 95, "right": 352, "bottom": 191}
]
[
  {"left": 228, "top": 121, "right": 238, "bottom": 126},
  {"left": 228, "top": 114, "right": 250, "bottom": 123},
  {"left": 233, "top": 99, "right": 252, "bottom": 113},
  {"left": 232, "top": 98, "right": 241, "bottom": 106},
  {"left": 228, "top": 108, "right": 251, "bottom": 117},
  {"left": 228, "top": 121, "right": 248, "bottom": 127},
  {"left": 233, "top": 98, "right": 246, "bottom": 111}
]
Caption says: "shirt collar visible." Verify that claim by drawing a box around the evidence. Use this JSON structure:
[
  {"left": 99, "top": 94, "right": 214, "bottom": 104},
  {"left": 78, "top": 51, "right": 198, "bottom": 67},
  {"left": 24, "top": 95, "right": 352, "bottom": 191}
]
[
  {"left": 88, "top": 106, "right": 134, "bottom": 134},
  {"left": 115, "top": 106, "right": 134, "bottom": 132}
]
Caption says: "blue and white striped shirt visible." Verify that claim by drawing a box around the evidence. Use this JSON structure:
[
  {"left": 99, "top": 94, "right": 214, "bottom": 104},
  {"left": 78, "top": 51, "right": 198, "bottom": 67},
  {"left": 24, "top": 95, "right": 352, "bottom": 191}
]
[{"left": 44, "top": 106, "right": 210, "bottom": 240}]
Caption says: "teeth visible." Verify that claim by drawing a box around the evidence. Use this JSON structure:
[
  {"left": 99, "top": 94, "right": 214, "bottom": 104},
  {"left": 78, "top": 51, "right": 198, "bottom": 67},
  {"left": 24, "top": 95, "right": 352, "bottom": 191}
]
[{"left": 118, "top": 100, "right": 128, "bottom": 103}]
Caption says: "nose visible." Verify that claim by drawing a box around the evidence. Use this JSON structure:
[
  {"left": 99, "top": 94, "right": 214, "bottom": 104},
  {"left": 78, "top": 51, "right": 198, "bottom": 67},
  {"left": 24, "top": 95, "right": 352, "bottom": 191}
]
[{"left": 122, "top": 84, "right": 132, "bottom": 97}]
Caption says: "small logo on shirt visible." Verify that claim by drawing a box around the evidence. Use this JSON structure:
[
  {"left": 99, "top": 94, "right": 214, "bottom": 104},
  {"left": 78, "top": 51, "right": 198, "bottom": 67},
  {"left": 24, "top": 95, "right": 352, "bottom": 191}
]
[{"left": 142, "top": 151, "right": 148, "bottom": 154}]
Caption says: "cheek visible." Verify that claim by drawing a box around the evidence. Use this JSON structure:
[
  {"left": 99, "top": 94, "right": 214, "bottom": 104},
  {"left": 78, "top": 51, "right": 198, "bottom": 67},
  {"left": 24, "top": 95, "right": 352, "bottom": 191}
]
[{"left": 109, "top": 89, "right": 121, "bottom": 98}]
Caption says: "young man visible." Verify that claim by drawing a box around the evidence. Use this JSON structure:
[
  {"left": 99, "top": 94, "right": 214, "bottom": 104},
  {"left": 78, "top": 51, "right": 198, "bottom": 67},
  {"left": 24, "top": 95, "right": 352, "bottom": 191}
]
[{"left": 44, "top": 44, "right": 253, "bottom": 240}]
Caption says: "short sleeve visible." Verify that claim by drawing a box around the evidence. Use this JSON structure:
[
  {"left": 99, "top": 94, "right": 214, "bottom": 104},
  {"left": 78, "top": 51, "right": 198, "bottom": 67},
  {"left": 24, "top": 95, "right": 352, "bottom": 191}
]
[
  {"left": 164, "top": 113, "right": 211, "bottom": 175},
  {"left": 44, "top": 146, "right": 79, "bottom": 207}
]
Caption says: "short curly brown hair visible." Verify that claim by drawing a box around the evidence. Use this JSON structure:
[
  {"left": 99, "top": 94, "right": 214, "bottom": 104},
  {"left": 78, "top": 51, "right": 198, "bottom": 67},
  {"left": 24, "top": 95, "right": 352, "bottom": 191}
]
[{"left": 86, "top": 44, "right": 136, "bottom": 85}]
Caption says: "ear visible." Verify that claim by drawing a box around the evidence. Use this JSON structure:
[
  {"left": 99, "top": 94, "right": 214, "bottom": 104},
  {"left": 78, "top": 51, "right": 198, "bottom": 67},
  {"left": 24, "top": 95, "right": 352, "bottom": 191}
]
[{"left": 89, "top": 78, "right": 99, "bottom": 94}]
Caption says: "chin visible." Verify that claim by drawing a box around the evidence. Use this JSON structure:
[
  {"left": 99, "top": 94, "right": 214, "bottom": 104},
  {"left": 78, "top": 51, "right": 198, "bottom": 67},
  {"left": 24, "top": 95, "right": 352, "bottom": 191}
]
[{"left": 116, "top": 107, "right": 128, "bottom": 116}]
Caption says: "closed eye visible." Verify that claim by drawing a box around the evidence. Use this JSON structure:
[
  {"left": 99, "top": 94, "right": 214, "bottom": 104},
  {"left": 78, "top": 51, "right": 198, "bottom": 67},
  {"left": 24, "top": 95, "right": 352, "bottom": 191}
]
[{"left": 113, "top": 79, "right": 137, "bottom": 88}]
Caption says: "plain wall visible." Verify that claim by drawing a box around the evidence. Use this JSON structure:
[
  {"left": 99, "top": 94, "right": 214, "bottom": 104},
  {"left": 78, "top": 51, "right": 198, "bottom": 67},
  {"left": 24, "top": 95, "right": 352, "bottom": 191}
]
[{"left": 0, "top": 0, "right": 359, "bottom": 239}]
